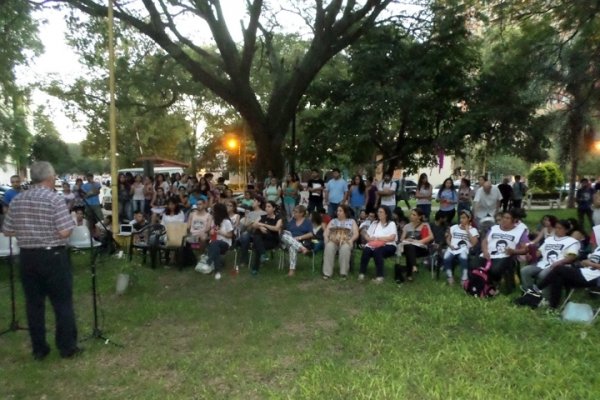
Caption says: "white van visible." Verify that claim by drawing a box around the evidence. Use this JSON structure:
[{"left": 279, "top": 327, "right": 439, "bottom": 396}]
[{"left": 118, "top": 166, "right": 184, "bottom": 177}]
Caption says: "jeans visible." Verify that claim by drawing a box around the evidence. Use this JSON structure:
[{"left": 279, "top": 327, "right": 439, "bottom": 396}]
[
  {"left": 416, "top": 204, "right": 431, "bottom": 221},
  {"left": 207, "top": 240, "right": 229, "bottom": 272},
  {"left": 251, "top": 231, "right": 279, "bottom": 271},
  {"left": 238, "top": 231, "right": 252, "bottom": 266},
  {"left": 443, "top": 249, "right": 469, "bottom": 280},
  {"left": 132, "top": 199, "right": 145, "bottom": 215},
  {"left": 327, "top": 202, "right": 340, "bottom": 218},
  {"left": 520, "top": 264, "right": 552, "bottom": 298},
  {"left": 457, "top": 202, "right": 471, "bottom": 215},
  {"left": 359, "top": 245, "right": 396, "bottom": 278},
  {"left": 20, "top": 247, "right": 78, "bottom": 357}
]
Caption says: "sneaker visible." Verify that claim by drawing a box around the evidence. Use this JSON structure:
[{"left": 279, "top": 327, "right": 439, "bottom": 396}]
[
  {"left": 357, "top": 274, "right": 365, "bottom": 281},
  {"left": 322, "top": 275, "right": 330, "bottom": 280},
  {"left": 372, "top": 277, "right": 384, "bottom": 284},
  {"left": 215, "top": 272, "right": 221, "bottom": 280},
  {"left": 447, "top": 277, "right": 455, "bottom": 285}
]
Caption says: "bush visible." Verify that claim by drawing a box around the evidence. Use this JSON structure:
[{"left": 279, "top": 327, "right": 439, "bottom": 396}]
[{"left": 527, "top": 162, "right": 564, "bottom": 193}]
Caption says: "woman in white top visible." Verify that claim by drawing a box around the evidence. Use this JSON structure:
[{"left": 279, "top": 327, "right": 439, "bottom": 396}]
[
  {"left": 206, "top": 203, "right": 234, "bottom": 280},
  {"left": 130, "top": 175, "right": 145, "bottom": 214},
  {"left": 443, "top": 209, "right": 479, "bottom": 284},
  {"left": 537, "top": 226, "right": 600, "bottom": 309},
  {"left": 415, "top": 173, "right": 432, "bottom": 221},
  {"left": 481, "top": 209, "right": 529, "bottom": 293},
  {"left": 226, "top": 200, "right": 241, "bottom": 239},
  {"left": 358, "top": 206, "right": 397, "bottom": 283},
  {"left": 161, "top": 198, "right": 185, "bottom": 224},
  {"left": 520, "top": 219, "right": 579, "bottom": 297}
]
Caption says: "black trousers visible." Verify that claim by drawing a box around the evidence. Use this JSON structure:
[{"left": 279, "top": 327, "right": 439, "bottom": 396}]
[
  {"left": 539, "top": 265, "right": 599, "bottom": 308},
  {"left": 483, "top": 257, "right": 516, "bottom": 294},
  {"left": 20, "top": 247, "right": 78, "bottom": 357},
  {"left": 307, "top": 197, "right": 324, "bottom": 213},
  {"left": 403, "top": 244, "right": 430, "bottom": 277},
  {"left": 251, "top": 232, "right": 279, "bottom": 271}
]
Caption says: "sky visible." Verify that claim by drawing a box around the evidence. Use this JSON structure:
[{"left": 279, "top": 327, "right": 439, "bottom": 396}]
[
  {"left": 17, "top": 8, "right": 86, "bottom": 143},
  {"left": 16, "top": 2, "right": 419, "bottom": 144}
]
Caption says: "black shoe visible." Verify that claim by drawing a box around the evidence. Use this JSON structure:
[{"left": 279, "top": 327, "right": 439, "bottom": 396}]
[
  {"left": 33, "top": 348, "right": 50, "bottom": 361},
  {"left": 61, "top": 347, "right": 84, "bottom": 359}
]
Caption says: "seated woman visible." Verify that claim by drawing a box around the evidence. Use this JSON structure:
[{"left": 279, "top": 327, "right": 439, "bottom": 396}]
[
  {"left": 397, "top": 208, "right": 434, "bottom": 283},
  {"left": 187, "top": 196, "right": 212, "bottom": 251},
  {"left": 280, "top": 205, "right": 313, "bottom": 276},
  {"left": 310, "top": 211, "right": 326, "bottom": 253},
  {"left": 532, "top": 227, "right": 600, "bottom": 309},
  {"left": 240, "top": 191, "right": 254, "bottom": 210},
  {"left": 226, "top": 200, "right": 241, "bottom": 239},
  {"left": 206, "top": 203, "right": 234, "bottom": 280},
  {"left": 162, "top": 198, "right": 185, "bottom": 224},
  {"left": 150, "top": 187, "right": 168, "bottom": 215},
  {"left": 520, "top": 219, "right": 579, "bottom": 298},
  {"left": 480, "top": 209, "right": 529, "bottom": 293},
  {"left": 322, "top": 204, "right": 359, "bottom": 280},
  {"left": 530, "top": 214, "right": 557, "bottom": 246},
  {"left": 358, "top": 206, "right": 397, "bottom": 283},
  {"left": 250, "top": 200, "right": 283, "bottom": 275},
  {"left": 443, "top": 209, "right": 479, "bottom": 285}
]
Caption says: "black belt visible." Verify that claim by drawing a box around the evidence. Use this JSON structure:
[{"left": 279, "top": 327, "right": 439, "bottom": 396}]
[{"left": 22, "top": 246, "right": 66, "bottom": 251}]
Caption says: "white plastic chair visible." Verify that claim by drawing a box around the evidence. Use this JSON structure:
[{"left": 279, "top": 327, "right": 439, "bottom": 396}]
[
  {"left": 68, "top": 226, "right": 102, "bottom": 249},
  {"left": 0, "top": 233, "right": 19, "bottom": 257}
]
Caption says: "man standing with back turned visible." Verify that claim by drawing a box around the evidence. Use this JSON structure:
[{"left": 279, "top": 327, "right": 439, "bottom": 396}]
[{"left": 2, "top": 161, "right": 81, "bottom": 360}]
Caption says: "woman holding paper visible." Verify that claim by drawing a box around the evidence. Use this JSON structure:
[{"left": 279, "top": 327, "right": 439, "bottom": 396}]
[{"left": 397, "top": 208, "right": 434, "bottom": 282}]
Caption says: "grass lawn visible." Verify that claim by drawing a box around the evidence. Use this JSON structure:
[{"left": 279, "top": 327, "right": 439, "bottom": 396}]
[{"left": 1, "top": 208, "right": 599, "bottom": 399}]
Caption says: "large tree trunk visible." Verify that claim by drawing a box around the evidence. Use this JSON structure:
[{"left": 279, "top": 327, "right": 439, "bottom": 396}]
[{"left": 246, "top": 116, "right": 286, "bottom": 180}]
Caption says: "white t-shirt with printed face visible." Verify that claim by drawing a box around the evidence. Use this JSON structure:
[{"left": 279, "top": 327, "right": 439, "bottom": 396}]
[
  {"left": 536, "top": 235, "right": 580, "bottom": 269},
  {"left": 581, "top": 246, "right": 600, "bottom": 281},
  {"left": 487, "top": 224, "right": 527, "bottom": 259},
  {"left": 366, "top": 221, "right": 397, "bottom": 246},
  {"left": 448, "top": 224, "right": 479, "bottom": 255}
]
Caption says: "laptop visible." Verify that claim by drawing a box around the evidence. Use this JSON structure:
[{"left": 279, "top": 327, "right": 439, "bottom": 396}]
[{"left": 119, "top": 224, "right": 133, "bottom": 236}]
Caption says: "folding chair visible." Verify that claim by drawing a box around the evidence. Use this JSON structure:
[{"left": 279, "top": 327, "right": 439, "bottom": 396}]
[
  {"left": 160, "top": 222, "right": 189, "bottom": 270},
  {"left": 128, "top": 223, "right": 166, "bottom": 268}
]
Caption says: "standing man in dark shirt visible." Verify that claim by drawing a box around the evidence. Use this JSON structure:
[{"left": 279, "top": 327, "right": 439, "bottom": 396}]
[
  {"left": 306, "top": 169, "right": 325, "bottom": 213},
  {"left": 2, "top": 161, "right": 81, "bottom": 360},
  {"left": 576, "top": 178, "right": 594, "bottom": 229},
  {"left": 497, "top": 178, "right": 513, "bottom": 212}
]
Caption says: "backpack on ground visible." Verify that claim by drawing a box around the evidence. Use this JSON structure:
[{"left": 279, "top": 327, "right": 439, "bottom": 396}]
[{"left": 463, "top": 259, "right": 496, "bottom": 298}]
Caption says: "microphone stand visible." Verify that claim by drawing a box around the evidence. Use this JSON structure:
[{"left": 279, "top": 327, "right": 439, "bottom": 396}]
[
  {"left": 0, "top": 236, "right": 28, "bottom": 336},
  {"left": 77, "top": 188, "right": 122, "bottom": 347}
]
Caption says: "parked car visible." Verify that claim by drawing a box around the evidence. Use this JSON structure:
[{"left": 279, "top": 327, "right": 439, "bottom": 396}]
[
  {"left": 395, "top": 179, "right": 417, "bottom": 198},
  {"left": 0, "top": 185, "right": 11, "bottom": 205}
]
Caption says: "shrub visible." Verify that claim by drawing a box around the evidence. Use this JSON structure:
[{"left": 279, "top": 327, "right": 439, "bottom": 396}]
[{"left": 527, "top": 162, "right": 564, "bottom": 193}]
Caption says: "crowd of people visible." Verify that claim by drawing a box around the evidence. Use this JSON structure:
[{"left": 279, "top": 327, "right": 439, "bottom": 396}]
[{"left": 3, "top": 161, "right": 600, "bottom": 361}]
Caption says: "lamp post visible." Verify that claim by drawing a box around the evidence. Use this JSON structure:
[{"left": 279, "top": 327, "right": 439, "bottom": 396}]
[{"left": 226, "top": 137, "right": 241, "bottom": 189}]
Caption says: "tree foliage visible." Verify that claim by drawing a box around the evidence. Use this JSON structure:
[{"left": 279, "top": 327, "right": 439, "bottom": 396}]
[
  {"left": 527, "top": 162, "right": 564, "bottom": 193},
  {"left": 0, "top": 0, "right": 41, "bottom": 169},
  {"left": 299, "top": 0, "right": 480, "bottom": 174},
  {"left": 50, "top": 0, "right": 394, "bottom": 177}
]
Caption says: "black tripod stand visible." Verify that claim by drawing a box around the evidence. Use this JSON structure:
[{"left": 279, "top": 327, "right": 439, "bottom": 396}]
[
  {"left": 0, "top": 236, "right": 28, "bottom": 336},
  {"left": 76, "top": 193, "right": 121, "bottom": 347}
]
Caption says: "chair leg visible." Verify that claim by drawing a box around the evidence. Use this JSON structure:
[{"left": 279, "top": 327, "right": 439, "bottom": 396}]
[{"left": 560, "top": 288, "right": 575, "bottom": 311}]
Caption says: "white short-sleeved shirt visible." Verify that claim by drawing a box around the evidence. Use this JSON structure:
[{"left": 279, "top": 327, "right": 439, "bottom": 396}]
[
  {"left": 214, "top": 219, "right": 234, "bottom": 246},
  {"left": 474, "top": 187, "right": 502, "bottom": 219},
  {"left": 366, "top": 221, "right": 397, "bottom": 246}
]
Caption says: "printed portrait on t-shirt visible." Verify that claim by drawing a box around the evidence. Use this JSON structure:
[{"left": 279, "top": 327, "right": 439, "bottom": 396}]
[
  {"left": 492, "top": 240, "right": 508, "bottom": 255},
  {"left": 546, "top": 250, "right": 559, "bottom": 265}
]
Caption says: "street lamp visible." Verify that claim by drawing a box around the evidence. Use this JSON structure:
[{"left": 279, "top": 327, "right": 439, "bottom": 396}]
[{"left": 225, "top": 136, "right": 241, "bottom": 188}]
